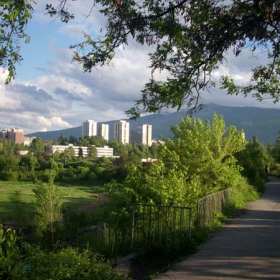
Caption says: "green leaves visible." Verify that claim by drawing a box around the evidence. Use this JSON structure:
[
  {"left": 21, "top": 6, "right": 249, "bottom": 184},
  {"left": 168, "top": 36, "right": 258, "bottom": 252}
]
[
  {"left": 46, "top": 0, "right": 280, "bottom": 118},
  {"left": 2, "top": 0, "right": 280, "bottom": 115},
  {"left": 0, "top": 0, "right": 33, "bottom": 83},
  {"left": 160, "top": 114, "right": 246, "bottom": 196},
  {"left": 0, "top": 224, "right": 19, "bottom": 279},
  {"left": 33, "top": 182, "right": 62, "bottom": 238}
]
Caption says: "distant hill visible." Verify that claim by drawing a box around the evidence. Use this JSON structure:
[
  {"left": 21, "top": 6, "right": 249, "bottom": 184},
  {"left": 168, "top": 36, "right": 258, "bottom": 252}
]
[{"left": 26, "top": 103, "right": 280, "bottom": 145}]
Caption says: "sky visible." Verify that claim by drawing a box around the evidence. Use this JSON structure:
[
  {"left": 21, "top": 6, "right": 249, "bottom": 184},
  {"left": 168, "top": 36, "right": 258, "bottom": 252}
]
[{"left": 1, "top": 1, "right": 279, "bottom": 135}]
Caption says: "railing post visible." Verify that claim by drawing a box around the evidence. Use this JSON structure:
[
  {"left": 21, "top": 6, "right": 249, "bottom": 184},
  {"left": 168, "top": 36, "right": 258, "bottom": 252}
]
[
  {"left": 131, "top": 205, "right": 135, "bottom": 249},
  {"left": 188, "top": 208, "right": 192, "bottom": 239}
]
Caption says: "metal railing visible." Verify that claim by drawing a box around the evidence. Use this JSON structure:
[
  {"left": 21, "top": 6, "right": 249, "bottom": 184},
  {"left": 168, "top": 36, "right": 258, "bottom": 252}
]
[
  {"left": 196, "top": 188, "right": 232, "bottom": 227},
  {"left": 131, "top": 204, "right": 192, "bottom": 251}
]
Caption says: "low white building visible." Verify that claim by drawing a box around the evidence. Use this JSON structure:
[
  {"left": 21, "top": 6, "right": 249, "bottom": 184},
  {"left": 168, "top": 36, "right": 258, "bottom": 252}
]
[
  {"left": 23, "top": 136, "right": 37, "bottom": 146},
  {"left": 49, "top": 144, "right": 113, "bottom": 158}
]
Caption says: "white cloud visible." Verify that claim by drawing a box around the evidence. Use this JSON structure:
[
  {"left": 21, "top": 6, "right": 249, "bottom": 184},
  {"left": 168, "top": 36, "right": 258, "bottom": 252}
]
[{"left": 2, "top": 2, "right": 280, "bottom": 136}]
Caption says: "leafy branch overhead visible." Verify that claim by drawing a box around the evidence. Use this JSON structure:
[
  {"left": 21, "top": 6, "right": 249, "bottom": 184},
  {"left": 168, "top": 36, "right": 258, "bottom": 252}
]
[
  {"left": 0, "top": 0, "right": 33, "bottom": 84},
  {"left": 2, "top": 0, "right": 280, "bottom": 117}
]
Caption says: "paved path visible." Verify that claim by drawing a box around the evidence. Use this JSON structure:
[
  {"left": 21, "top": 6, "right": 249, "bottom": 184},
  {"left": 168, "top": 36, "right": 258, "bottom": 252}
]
[{"left": 154, "top": 177, "right": 280, "bottom": 279}]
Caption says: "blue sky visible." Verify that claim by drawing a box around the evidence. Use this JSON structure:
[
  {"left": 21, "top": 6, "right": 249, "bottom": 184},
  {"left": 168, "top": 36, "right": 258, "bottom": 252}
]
[{"left": 0, "top": 1, "right": 279, "bottom": 135}]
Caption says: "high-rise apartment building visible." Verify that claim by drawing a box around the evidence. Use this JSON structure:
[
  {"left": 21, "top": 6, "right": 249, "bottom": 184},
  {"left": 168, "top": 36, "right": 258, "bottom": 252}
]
[
  {"left": 97, "top": 123, "right": 109, "bottom": 141},
  {"left": 82, "top": 120, "right": 97, "bottom": 137},
  {"left": 136, "top": 124, "right": 152, "bottom": 146},
  {"left": 114, "top": 120, "right": 130, "bottom": 144},
  {"left": 0, "top": 128, "right": 24, "bottom": 144}
]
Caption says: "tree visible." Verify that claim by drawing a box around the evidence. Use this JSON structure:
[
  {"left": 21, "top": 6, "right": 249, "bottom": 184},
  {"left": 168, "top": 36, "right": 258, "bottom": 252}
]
[
  {"left": 58, "top": 134, "right": 68, "bottom": 145},
  {"left": 236, "top": 136, "right": 271, "bottom": 191},
  {"left": 159, "top": 114, "right": 246, "bottom": 195},
  {"left": 68, "top": 135, "right": 78, "bottom": 145},
  {"left": 2, "top": 1, "right": 280, "bottom": 116},
  {"left": 88, "top": 136, "right": 108, "bottom": 147},
  {"left": 47, "top": 0, "right": 280, "bottom": 118},
  {"left": 62, "top": 146, "right": 75, "bottom": 164},
  {"left": 105, "top": 114, "right": 249, "bottom": 218},
  {"left": 0, "top": 0, "right": 33, "bottom": 84},
  {"left": 29, "top": 138, "right": 45, "bottom": 154},
  {"left": 108, "top": 139, "right": 128, "bottom": 156},
  {"left": 78, "top": 146, "right": 83, "bottom": 158},
  {"left": 78, "top": 136, "right": 89, "bottom": 147},
  {"left": 19, "top": 154, "right": 38, "bottom": 173},
  {"left": 33, "top": 182, "right": 62, "bottom": 243},
  {"left": 87, "top": 145, "right": 97, "bottom": 158}
]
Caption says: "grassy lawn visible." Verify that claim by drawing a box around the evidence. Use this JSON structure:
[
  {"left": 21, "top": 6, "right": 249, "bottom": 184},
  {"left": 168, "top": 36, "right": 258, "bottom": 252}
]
[{"left": 0, "top": 180, "right": 107, "bottom": 223}]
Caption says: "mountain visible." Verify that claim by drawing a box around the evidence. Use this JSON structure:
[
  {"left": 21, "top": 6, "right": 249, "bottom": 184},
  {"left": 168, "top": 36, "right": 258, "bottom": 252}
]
[{"left": 26, "top": 103, "right": 280, "bottom": 145}]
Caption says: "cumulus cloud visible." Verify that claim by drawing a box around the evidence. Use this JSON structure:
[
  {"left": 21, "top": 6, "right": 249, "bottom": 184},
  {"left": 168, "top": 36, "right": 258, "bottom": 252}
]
[{"left": 1, "top": 1, "right": 280, "bottom": 136}]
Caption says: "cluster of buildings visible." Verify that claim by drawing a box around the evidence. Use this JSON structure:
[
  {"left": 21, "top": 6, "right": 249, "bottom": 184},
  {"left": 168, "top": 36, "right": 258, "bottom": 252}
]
[
  {"left": 82, "top": 120, "right": 153, "bottom": 146},
  {"left": 0, "top": 120, "right": 153, "bottom": 158}
]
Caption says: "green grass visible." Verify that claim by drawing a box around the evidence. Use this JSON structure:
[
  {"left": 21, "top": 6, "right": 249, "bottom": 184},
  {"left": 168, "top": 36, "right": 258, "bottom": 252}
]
[{"left": 0, "top": 180, "right": 106, "bottom": 223}]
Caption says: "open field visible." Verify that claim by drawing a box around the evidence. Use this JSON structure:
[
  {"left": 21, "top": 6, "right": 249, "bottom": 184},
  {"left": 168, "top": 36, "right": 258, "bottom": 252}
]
[{"left": 0, "top": 180, "right": 107, "bottom": 222}]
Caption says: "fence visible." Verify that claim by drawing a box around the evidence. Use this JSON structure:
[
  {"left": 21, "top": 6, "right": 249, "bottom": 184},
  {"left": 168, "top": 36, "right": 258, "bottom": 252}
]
[
  {"left": 196, "top": 188, "right": 232, "bottom": 227},
  {"left": 68, "top": 204, "right": 193, "bottom": 257},
  {"left": 131, "top": 204, "right": 192, "bottom": 251},
  {"left": 2, "top": 189, "right": 232, "bottom": 260}
]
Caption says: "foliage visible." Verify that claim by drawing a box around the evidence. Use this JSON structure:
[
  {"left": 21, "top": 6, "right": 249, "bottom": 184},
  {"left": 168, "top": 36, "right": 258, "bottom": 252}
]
[
  {"left": 42, "top": 0, "right": 280, "bottom": 118},
  {"left": 104, "top": 115, "right": 248, "bottom": 222},
  {"left": 78, "top": 146, "right": 83, "bottom": 158},
  {"left": 0, "top": 224, "right": 20, "bottom": 279},
  {"left": 105, "top": 161, "right": 190, "bottom": 217},
  {"left": 19, "top": 154, "right": 38, "bottom": 177},
  {"left": 10, "top": 245, "right": 129, "bottom": 280},
  {"left": 28, "top": 137, "right": 45, "bottom": 154},
  {"left": 0, "top": 0, "right": 33, "bottom": 83},
  {"left": 160, "top": 114, "right": 246, "bottom": 195},
  {"left": 236, "top": 136, "right": 271, "bottom": 191},
  {"left": 272, "top": 131, "right": 280, "bottom": 163},
  {"left": 33, "top": 182, "right": 62, "bottom": 239},
  {"left": 80, "top": 136, "right": 108, "bottom": 147},
  {"left": 88, "top": 145, "right": 98, "bottom": 158},
  {"left": 2, "top": 1, "right": 280, "bottom": 118},
  {"left": 58, "top": 134, "right": 68, "bottom": 145}
]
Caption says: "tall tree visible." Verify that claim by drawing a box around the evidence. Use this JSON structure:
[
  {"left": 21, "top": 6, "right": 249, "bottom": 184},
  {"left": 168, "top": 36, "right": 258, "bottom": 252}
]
[
  {"left": 29, "top": 138, "right": 45, "bottom": 154},
  {"left": 78, "top": 147, "right": 83, "bottom": 158},
  {"left": 58, "top": 134, "right": 68, "bottom": 145},
  {"left": 160, "top": 114, "right": 246, "bottom": 195},
  {"left": 88, "top": 145, "right": 97, "bottom": 158},
  {"left": 236, "top": 136, "right": 271, "bottom": 191},
  {"left": 33, "top": 182, "right": 62, "bottom": 242}
]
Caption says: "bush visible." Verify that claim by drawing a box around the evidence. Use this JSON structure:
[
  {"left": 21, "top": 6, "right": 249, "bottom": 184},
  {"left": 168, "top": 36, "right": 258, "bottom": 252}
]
[
  {"left": 0, "top": 171, "right": 19, "bottom": 181},
  {"left": 12, "top": 246, "right": 129, "bottom": 280}
]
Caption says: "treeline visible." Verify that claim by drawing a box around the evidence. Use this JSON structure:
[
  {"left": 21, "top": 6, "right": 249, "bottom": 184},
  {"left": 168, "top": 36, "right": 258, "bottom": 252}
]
[
  {"left": 1, "top": 114, "right": 279, "bottom": 193},
  {"left": 0, "top": 135, "right": 159, "bottom": 183}
]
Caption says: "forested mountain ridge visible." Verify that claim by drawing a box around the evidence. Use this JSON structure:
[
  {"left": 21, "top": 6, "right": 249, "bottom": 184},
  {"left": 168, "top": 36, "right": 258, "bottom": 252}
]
[{"left": 26, "top": 104, "right": 280, "bottom": 145}]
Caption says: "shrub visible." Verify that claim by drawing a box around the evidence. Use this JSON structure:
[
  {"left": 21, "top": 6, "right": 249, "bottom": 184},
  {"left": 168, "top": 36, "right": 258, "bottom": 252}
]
[
  {"left": 12, "top": 246, "right": 129, "bottom": 280},
  {"left": 0, "top": 171, "right": 19, "bottom": 181}
]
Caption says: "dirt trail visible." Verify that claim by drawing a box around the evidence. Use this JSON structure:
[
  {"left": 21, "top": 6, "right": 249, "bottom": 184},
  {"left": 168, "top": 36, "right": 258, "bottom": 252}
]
[{"left": 76, "top": 193, "right": 108, "bottom": 212}]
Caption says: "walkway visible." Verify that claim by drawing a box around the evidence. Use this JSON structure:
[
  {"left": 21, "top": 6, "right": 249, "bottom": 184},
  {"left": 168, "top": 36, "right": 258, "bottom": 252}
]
[{"left": 154, "top": 177, "right": 280, "bottom": 279}]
